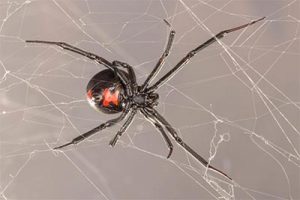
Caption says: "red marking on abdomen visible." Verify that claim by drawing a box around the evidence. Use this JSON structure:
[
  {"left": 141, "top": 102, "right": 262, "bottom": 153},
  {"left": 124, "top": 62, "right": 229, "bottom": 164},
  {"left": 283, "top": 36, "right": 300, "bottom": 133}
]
[
  {"left": 87, "top": 89, "right": 93, "bottom": 99},
  {"left": 102, "top": 88, "right": 119, "bottom": 107}
]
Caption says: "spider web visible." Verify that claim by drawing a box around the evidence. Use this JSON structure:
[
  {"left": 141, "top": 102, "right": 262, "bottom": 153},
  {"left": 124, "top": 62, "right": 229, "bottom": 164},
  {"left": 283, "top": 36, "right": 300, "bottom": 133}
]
[{"left": 1, "top": 0, "right": 299, "bottom": 199}]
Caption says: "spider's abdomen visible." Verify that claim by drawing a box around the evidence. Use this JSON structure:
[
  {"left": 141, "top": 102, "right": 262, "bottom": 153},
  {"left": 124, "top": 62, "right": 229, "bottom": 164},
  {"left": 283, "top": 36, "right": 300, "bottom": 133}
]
[{"left": 86, "top": 69, "right": 127, "bottom": 114}]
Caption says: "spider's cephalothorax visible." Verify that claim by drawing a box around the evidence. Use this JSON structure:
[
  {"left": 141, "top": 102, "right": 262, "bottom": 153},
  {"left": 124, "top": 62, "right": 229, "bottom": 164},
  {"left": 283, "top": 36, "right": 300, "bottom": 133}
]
[{"left": 26, "top": 17, "right": 265, "bottom": 181}]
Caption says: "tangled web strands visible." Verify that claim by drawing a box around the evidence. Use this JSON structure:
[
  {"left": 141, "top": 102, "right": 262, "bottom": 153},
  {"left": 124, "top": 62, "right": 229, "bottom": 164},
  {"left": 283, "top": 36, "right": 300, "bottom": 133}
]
[{"left": 1, "top": 0, "right": 299, "bottom": 199}]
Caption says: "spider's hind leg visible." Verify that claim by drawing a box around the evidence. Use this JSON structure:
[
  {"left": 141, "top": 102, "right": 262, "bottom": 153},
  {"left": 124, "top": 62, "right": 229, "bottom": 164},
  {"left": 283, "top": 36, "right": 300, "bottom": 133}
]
[
  {"left": 149, "top": 108, "right": 232, "bottom": 180},
  {"left": 141, "top": 109, "right": 173, "bottom": 158},
  {"left": 53, "top": 105, "right": 131, "bottom": 150}
]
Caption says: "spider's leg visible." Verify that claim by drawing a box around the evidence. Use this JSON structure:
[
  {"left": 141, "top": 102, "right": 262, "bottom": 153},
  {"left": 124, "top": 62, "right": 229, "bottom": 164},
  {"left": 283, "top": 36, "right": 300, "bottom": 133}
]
[
  {"left": 147, "top": 108, "right": 232, "bottom": 180},
  {"left": 54, "top": 105, "right": 131, "bottom": 150},
  {"left": 26, "top": 40, "right": 114, "bottom": 69},
  {"left": 25, "top": 40, "right": 131, "bottom": 93},
  {"left": 147, "top": 17, "right": 265, "bottom": 92},
  {"left": 140, "top": 28, "right": 175, "bottom": 92},
  {"left": 109, "top": 108, "right": 137, "bottom": 147},
  {"left": 141, "top": 109, "right": 173, "bottom": 158},
  {"left": 112, "top": 61, "right": 136, "bottom": 84},
  {"left": 112, "top": 60, "right": 137, "bottom": 94}
]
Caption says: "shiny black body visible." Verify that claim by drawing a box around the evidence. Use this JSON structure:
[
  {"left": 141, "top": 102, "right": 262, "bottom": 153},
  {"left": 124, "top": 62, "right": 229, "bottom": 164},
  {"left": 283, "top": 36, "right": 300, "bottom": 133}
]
[
  {"left": 86, "top": 68, "right": 160, "bottom": 113},
  {"left": 86, "top": 69, "right": 126, "bottom": 113},
  {"left": 26, "top": 17, "right": 265, "bottom": 180}
]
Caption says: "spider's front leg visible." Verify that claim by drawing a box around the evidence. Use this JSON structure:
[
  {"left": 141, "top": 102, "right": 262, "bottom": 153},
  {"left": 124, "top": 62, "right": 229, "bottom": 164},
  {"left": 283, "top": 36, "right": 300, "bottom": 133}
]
[
  {"left": 147, "top": 17, "right": 265, "bottom": 92},
  {"left": 25, "top": 40, "right": 113, "bottom": 69},
  {"left": 140, "top": 27, "right": 175, "bottom": 92},
  {"left": 25, "top": 40, "right": 131, "bottom": 90}
]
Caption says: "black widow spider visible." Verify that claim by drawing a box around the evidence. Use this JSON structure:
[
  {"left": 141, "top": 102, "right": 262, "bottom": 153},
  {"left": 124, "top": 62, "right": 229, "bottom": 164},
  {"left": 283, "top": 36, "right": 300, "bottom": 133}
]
[{"left": 26, "top": 17, "right": 265, "bottom": 180}]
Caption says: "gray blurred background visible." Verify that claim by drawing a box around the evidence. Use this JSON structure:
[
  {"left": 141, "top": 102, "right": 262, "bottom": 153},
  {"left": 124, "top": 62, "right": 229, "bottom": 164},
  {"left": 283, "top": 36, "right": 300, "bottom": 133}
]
[{"left": 0, "top": 0, "right": 299, "bottom": 199}]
